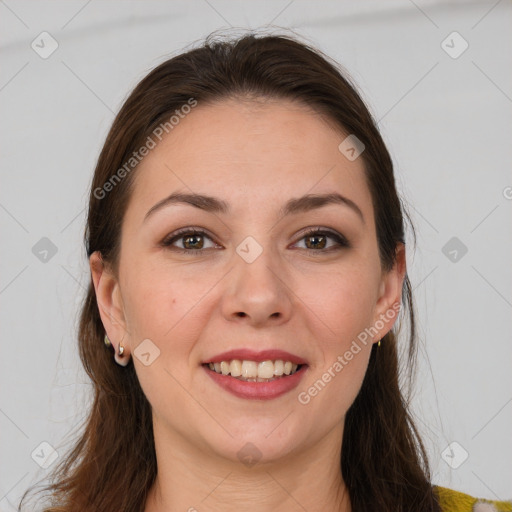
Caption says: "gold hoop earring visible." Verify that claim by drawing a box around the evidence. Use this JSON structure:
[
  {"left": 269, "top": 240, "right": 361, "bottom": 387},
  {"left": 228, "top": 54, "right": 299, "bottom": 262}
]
[
  {"left": 377, "top": 339, "right": 382, "bottom": 348},
  {"left": 104, "top": 334, "right": 111, "bottom": 347},
  {"left": 118, "top": 342, "right": 124, "bottom": 357}
]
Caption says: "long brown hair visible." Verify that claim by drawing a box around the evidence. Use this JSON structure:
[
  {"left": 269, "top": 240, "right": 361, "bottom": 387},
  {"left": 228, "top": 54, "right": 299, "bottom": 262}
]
[{"left": 19, "top": 31, "right": 440, "bottom": 512}]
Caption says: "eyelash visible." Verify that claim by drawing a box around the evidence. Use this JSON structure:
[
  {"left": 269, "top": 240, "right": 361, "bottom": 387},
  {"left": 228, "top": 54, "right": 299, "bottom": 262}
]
[{"left": 160, "top": 226, "right": 350, "bottom": 255}]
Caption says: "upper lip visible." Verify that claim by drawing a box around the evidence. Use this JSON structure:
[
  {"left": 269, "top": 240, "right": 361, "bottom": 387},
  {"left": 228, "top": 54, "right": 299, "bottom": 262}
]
[{"left": 203, "top": 349, "right": 308, "bottom": 365}]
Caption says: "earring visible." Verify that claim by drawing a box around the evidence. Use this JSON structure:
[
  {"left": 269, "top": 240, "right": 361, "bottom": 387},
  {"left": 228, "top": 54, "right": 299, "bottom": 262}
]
[
  {"left": 114, "top": 339, "right": 130, "bottom": 367},
  {"left": 377, "top": 339, "right": 381, "bottom": 348},
  {"left": 105, "top": 332, "right": 129, "bottom": 366}
]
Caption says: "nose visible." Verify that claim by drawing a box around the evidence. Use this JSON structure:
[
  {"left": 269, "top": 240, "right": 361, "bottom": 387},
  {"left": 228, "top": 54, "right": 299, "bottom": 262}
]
[{"left": 220, "top": 239, "right": 293, "bottom": 327}]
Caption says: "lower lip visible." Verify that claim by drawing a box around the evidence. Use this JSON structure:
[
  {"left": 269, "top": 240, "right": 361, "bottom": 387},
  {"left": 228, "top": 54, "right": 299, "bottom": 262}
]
[{"left": 203, "top": 365, "right": 308, "bottom": 400}]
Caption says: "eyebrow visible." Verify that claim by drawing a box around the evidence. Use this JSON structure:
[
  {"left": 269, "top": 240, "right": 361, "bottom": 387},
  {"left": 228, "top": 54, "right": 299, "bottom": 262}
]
[{"left": 144, "top": 191, "right": 364, "bottom": 223}]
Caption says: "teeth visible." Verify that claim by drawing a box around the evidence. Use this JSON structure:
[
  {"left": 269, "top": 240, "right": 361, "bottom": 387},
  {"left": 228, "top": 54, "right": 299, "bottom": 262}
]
[
  {"left": 257, "top": 361, "right": 274, "bottom": 379},
  {"left": 241, "top": 360, "right": 258, "bottom": 378},
  {"left": 230, "top": 359, "right": 242, "bottom": 377},
  {"left": 220, "top": 361, "right": 230, "bottom": 375},
  {"left": 206, "top": 359, "right": 302, "bottom": 379}
]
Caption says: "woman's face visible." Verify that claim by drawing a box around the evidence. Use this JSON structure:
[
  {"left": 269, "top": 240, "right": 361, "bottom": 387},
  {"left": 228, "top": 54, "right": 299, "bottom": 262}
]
[{"left": 92, "top": 98, "right": 405, "bottom": 465}]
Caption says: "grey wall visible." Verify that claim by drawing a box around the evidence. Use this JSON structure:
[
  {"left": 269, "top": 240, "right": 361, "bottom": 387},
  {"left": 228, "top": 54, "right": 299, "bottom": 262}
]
[{"left": 1, "top": 1, "right": 511, "bottom": 509}]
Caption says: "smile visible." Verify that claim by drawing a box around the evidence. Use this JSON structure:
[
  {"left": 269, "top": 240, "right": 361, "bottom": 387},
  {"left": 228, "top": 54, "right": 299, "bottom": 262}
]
[
  {"left": 207, "top": 359, "right": 302, "bottom": 382},
  {"left": 202, "top": 359, "right": 308, "bottom": 400}
]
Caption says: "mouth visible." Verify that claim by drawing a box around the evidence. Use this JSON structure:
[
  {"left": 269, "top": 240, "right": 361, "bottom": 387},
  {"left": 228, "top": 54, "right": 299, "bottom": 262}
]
[
  {"left": 203, "top": 359, "right": 304, "bottom": 382},
  {"left": 201, "top": 350, "right": 309, "bottom": 400}
]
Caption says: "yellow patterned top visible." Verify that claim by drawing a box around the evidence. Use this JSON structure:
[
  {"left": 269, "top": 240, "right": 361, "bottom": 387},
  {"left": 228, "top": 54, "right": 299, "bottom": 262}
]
[{"left": 435, "top": 486, "right": 512, "bottom": 512}]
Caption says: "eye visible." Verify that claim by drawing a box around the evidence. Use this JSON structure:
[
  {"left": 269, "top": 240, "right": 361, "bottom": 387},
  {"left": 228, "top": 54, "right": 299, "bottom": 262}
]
[
  {"left": 161, "top": 226, "right": 350, "bottom": 256},
  {"left": 161, "top": 228, "right": 220, "bottom": 254},
  {"left": 292, "top": 227, "right": 350, "bottom": 252}
]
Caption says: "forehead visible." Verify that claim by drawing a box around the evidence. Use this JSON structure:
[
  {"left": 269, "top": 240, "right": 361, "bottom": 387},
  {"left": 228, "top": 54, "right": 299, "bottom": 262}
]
[{"left": 127, "top": 98, "right": 373, "bottom": 222}]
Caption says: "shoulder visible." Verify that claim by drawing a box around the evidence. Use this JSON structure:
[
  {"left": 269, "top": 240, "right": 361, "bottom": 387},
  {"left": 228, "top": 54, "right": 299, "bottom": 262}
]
[{"left": 434, "top": 486, "right": 512, "bottom": 512}]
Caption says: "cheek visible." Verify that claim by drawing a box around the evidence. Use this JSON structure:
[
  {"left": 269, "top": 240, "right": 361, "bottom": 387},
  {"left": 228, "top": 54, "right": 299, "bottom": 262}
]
[
  {"left": 119, "top": 255, "right": 218, "bottom": 380},
  {"left": 295, "top": 266, "right": 377, "bottom": 408},
  {"left": 300, "top": 266, "right": 379, "bottom": 348},
  {"left": 120, "top": 254, "right": 195, "bottom": 335},
  {"left": 324, "top": 346, "right": 372, "bottom": 423},
  {"left": 296, "top": 341, "right": 372, "bottom": 444},
  {"left": 121, "top": 274, "right": 174, "bottom": 336},
  {"left": 298, "top": 329, "right": 372, "bottom": 428}
]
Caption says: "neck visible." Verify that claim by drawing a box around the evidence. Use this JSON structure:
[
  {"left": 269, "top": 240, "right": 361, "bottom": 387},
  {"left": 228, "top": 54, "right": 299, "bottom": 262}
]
[{"left": 144, "top": 422, "right": 351, "bottom": 512}]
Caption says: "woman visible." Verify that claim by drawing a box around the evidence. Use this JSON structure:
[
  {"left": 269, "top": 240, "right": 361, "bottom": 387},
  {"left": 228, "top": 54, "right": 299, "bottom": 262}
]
[{"left": 19, "top": 32, "right": 511, "bottom": 512}]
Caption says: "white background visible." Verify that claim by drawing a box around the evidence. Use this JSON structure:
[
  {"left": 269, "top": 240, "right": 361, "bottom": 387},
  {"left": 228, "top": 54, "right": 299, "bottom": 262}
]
[{"left": 1, "top": 1, "right": 511, "bottom": 509}]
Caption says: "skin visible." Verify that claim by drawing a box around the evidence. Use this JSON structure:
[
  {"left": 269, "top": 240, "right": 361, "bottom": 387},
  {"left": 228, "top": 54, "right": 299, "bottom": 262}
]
[{"left": 90, "top": 97, "right": 406, "bottom": 512}]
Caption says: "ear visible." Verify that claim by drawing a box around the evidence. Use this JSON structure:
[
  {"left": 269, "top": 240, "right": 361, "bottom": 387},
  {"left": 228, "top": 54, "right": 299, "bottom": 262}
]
[
  {"left": 89, "top": 251, "right": 130, "bottom": 359},
  {"left": 370, "top": 243, "right": 406, "bottom": 344}
]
